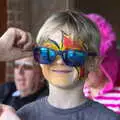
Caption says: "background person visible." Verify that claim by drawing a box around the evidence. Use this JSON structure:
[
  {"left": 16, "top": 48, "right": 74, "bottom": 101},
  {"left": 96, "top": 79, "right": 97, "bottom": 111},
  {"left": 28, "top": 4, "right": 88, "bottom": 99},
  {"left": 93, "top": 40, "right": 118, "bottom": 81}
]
[
  {"left": 84, "top": 13, "right": 120, "bottom": 114},
  {"left": 84, "top": 70, "right": 120, "bottom": 114},
  {"left": 0, "top": 56, "right": 48, "bottom": 110}
]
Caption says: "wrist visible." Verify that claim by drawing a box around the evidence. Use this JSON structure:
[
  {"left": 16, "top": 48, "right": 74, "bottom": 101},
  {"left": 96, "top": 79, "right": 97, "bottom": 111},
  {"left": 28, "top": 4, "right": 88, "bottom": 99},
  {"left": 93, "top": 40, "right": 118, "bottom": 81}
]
[{"left": 0, "top": 40, "right": 6, "bottom": 61}]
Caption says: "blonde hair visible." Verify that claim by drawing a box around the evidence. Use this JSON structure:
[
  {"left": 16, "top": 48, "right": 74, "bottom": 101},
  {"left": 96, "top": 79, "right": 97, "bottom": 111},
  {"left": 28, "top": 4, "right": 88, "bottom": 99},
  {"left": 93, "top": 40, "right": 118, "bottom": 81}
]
[{"left": 36, "top": 10, "right": 100, "bottom": 54}]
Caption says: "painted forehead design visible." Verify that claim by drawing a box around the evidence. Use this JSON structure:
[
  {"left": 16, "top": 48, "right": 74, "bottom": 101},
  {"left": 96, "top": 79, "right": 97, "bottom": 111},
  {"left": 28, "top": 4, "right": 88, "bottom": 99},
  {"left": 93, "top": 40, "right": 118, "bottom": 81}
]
[{"left": 42, "top": 32, "right": 87, "bottom": 51}]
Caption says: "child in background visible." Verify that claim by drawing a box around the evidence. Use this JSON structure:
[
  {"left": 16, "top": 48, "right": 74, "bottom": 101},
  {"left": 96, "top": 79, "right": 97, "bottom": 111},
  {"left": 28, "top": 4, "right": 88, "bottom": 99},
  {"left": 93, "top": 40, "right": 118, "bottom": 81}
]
[{"left": 84, "top": 13, "right": 120, "bottom": 114}]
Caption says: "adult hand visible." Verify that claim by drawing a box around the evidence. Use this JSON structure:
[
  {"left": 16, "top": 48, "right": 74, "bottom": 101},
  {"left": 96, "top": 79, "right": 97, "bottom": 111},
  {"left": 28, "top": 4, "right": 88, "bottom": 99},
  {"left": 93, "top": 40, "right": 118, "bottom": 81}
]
[
  {"left": 0, "top": 104, "right": 21, "bottom": 120},
  {"left": 0, "top": 27, "right": 35, "bottom": 61}
]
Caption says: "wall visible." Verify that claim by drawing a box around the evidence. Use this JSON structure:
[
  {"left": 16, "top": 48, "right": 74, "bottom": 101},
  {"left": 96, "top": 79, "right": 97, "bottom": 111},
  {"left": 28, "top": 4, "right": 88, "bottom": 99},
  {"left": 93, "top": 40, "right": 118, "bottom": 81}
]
[
  {"left": 6, "top": 0, "right": 120, "bottom": 81},
  {"left": 0, "top": 0, "right": 7, "bottom": 84},
  {"left": 75, "top": 0, "right": 120, "bottom": 47}
]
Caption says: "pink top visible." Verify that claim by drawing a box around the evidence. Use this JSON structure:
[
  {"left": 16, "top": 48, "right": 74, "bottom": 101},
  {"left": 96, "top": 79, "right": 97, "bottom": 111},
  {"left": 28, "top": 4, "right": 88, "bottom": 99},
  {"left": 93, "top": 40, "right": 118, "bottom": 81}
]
[{"left": 84, "top": 86, "right": 120, "bottom": 114}]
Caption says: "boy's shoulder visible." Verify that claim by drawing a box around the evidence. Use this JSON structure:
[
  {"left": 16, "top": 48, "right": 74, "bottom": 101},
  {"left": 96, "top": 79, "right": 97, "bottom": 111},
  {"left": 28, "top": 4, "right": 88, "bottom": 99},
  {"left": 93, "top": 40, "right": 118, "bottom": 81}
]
[
  {"left": 16, "top": 98, "right": 120, "bottom": 120},
  {"left": 84, "top": 100, "right": 120, "bottom": 119},
  {"left": 17, "top": 97, "right": 46, "bottom": 114}
]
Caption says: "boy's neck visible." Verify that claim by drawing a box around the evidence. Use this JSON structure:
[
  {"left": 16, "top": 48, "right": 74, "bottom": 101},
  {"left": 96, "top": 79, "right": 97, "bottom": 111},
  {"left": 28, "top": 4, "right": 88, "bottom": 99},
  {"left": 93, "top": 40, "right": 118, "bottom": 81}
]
[{"left": 48, "top": 81, "right": 87, "bottom": 109}]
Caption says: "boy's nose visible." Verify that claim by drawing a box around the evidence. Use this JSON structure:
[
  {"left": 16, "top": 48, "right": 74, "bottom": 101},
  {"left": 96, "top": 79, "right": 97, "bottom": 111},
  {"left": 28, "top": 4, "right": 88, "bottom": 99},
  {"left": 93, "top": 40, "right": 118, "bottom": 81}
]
[{"left": 54, "top": 55, "right": 65, "bottom": 65}]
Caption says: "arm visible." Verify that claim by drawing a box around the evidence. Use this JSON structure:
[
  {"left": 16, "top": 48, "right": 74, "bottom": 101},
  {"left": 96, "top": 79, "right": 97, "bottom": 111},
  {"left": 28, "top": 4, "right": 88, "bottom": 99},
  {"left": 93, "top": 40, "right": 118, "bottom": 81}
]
[
  {"left": 0, "top": 104, "right": 21, "bottom": 120},
  {"left": 0, "top": 27, "right": 35, "bottom": 61}
]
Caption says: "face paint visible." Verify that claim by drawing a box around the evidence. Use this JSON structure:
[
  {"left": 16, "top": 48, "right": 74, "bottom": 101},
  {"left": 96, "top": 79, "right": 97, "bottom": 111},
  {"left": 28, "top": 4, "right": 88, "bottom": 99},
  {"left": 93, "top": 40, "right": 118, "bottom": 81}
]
[
  {"left": 42, "top": 39, "right": 59, "bottom": 50},
  {"left": 62, "top": 32, "right": 87, "bottom": 51},
  {"left": 42, "top": 32, "right": 86, "bottom": 51},
  {"left": 42, "top": 32, "right": 86, "bottom": 78},
  {"left": 75, "top": 66, "right": 85, "bottom": 79},
  {"left": 38, "top": 31, "right": 86, "bottom": 88}
]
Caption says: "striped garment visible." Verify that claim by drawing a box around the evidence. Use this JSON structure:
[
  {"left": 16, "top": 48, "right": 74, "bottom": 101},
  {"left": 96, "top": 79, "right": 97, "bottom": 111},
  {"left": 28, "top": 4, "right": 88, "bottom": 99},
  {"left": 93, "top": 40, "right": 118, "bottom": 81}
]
[{"left": 83, "top": 86, "right": 120, "bottom": 114}]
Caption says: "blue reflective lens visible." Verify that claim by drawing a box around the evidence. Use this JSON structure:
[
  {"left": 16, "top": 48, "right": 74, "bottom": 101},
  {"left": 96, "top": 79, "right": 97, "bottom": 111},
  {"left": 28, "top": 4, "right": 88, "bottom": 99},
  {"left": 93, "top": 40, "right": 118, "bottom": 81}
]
[
  {"left": 63, "top": 50, "right": 87, "bottom": 66},
  {"left": 39, "top": 47, "right": 56, "bottom": 64},
  {"left": 33, "top": 47, "right": 96, "bottom": 66}
]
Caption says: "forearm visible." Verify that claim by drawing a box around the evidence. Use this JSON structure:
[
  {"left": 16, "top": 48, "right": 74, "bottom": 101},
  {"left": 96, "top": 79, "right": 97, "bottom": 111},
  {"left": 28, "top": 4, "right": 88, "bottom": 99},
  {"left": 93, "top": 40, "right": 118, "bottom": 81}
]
[{"left": 0, "top": 38, "right": 5, "bottom": 61}]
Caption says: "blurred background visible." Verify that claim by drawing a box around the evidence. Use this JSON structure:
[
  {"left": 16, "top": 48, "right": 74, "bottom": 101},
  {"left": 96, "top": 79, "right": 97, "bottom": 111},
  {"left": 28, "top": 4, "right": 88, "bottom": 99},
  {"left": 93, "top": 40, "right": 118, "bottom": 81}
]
[{"left": 0, "top": 0, "right": 120, "bottom": 84}]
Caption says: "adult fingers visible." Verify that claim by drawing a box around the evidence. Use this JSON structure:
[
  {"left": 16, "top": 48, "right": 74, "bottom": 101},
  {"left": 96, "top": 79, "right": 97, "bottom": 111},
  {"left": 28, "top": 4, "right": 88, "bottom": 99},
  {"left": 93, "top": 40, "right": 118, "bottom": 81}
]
[
  {"left": 15, "top": 28, "right": 28, "bottom": 45},
  {"left": 23, "top": 32, "right": 35, "bottom": 50},
  {"left": 5, "top": 49, "right": 33, "bottom": 62}
]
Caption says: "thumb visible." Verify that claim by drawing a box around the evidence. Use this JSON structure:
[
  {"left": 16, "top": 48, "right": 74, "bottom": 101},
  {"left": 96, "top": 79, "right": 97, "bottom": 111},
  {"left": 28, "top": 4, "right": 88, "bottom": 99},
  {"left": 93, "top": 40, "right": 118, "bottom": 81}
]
[
  {"left": 19, "top": 51, "right": 33, "bottom": 59},
  {"left": 5, "top": 49, "right": 33, "bottom": 62}
]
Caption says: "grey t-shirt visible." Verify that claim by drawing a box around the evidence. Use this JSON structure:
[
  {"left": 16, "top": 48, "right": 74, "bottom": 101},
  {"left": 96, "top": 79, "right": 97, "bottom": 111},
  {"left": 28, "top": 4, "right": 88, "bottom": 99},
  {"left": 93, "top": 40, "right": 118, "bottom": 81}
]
[{"left": 17, "top": 97, "right": 120, "bottom": 120}]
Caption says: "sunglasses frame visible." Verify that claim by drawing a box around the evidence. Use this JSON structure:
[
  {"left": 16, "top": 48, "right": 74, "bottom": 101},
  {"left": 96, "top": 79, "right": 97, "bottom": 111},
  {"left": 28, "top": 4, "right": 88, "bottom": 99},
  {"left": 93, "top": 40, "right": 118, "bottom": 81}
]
[{"left": 33, "top": 47, "right": 97, "bottom": 66}]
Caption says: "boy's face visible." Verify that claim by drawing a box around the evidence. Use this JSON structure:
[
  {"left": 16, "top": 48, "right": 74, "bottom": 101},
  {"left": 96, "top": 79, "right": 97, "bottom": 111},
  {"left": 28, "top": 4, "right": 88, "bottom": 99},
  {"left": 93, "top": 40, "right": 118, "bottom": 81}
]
[{"left": 40, "top": 31, "right": 86, "bottom": 88}]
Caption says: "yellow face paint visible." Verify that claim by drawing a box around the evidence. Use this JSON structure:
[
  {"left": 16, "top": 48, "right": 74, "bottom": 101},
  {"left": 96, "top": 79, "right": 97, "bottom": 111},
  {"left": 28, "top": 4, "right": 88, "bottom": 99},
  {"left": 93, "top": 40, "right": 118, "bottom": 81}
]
[
  {"left": 75, "top": 66, "right": 85, "bottom": 80},
  {"left": 42, "top": 39, "right": 59, "bottom": 50}
]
